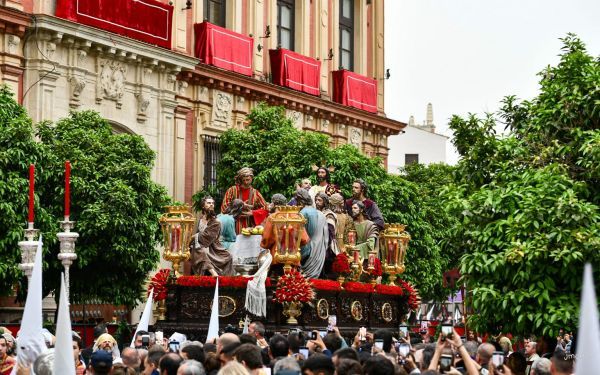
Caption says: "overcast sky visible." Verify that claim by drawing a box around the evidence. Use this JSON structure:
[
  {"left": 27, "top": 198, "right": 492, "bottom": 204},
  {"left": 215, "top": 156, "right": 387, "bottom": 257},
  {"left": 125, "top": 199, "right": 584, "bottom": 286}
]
[{"left": 384, "top": 0, "right": 600, "bottom": 164}]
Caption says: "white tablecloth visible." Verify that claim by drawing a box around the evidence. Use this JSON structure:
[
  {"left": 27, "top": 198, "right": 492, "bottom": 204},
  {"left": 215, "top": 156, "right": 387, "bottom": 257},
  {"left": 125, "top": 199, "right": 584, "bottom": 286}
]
[{"left": 229, "top": 234, "right": 263, "bottom": 264}]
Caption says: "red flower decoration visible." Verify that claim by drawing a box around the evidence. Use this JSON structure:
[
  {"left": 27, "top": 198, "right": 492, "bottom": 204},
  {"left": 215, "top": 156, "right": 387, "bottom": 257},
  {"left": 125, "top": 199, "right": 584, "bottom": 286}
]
[
  {"left": 148, "top": 268, "right": 170, "bottom": 301},
  {"left": 397, "top": 279, "right": 421, "bottom": 310},
  {"left": 342, "top": 281, "right": 375, "bottom": 293},
  {"left": 273, "top": 269, "right": 315, "bottom": 304},
  {"left": 372, "top": 258, "right": 383, "bottom": 277},
  {"left": 374, "top": 284, "right": 404, "bottom": 296},
  {"left": 176, "top": 276, "right": 272, "bottom": 288},
  {"left": 310, "top": 278, "right": 342, "bottom": 292},
  {"left": 332, "top": 253, "right": 351, "bottom": 275}
]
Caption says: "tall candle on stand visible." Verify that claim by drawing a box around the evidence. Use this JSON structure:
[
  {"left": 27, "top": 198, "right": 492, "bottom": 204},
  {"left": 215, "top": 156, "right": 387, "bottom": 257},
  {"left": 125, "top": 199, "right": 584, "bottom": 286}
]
[
  {"left": 28, "top": 164, "right": 35, "bottom": 226},
  {"left": 348, "top": 231, "right": 355, "bottom": 246},
  {"left": 64, "top": 160, "right": 71, "bottom": 220}
]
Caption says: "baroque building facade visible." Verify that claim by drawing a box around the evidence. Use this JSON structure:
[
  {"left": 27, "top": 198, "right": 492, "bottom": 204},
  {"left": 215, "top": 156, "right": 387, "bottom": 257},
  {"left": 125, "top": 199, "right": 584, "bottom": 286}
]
[{"left": 1, "top": 0, "right": 404, "bottom": 205}]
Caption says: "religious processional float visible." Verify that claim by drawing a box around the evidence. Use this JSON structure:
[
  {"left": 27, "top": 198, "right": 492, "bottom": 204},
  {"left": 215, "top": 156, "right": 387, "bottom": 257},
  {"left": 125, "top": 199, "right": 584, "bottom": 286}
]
[{"left": 150, "top": 204, "right": 420, "bottom": 341}]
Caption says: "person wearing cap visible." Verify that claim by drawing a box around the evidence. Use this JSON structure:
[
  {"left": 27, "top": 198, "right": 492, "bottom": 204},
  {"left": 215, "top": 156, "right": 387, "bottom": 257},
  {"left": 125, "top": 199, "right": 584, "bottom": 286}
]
[
  {"left": 83, "top": 324, "right": 108, "bottom": 365},
  {"left": 90, "top": 349, "right": 113, "bottom": 374},
  {"left": 301, "top": 353, "right": 334, "bottom": 375},
  {"left": 94, "top": 333, "right": 121, "bottom": 361}
]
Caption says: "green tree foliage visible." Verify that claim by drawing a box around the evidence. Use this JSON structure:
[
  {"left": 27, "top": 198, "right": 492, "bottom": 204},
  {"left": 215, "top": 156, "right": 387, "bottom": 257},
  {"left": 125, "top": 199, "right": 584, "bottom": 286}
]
[
  {"left": 213, "top": 103, "right": 458, "bottom": 300},
  {"left": 0, "top": 87, "right": 169, "bottom": 306},
  {"left": 0, "top": 86, "right": 54, "bottom": 296},
  {"left": 450, "top": 34, "right": 600, "bottom": 335},
  {"left": 217, "top": 103, "right": 330, "bottom": 200}
]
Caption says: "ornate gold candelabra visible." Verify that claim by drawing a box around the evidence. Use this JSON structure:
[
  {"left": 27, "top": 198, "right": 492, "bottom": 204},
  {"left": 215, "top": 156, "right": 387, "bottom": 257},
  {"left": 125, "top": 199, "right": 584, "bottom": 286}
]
[
  {"left": 380, "top": 224, "right": 410, "bottom": 286},
  {"left": 159, "top": 205, "right": 196, "bottom": 276},
  {"left": 346, "top": 230, "right": 363, "bottom": 281},
  {"left": 271, "top": 206, "right": 306, "bottom": 273}
]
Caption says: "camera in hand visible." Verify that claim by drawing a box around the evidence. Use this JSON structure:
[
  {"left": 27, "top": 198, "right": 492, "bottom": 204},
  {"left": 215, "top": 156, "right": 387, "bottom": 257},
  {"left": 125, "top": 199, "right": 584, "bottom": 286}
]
[
  {"left": 441, "top": 324, "right": 453, "bottom": 340},
  {"left": 310, "top": 331, "right": 318, "bottom": 340},
  {"left": 141, "top": 335, "right": 150, "bottom": 349},
  {"left": 168, "top": 341, "right": 180, "bottom": 353},
  {"left": 492, "top": 351, "right": 505, "bottom": 367},
  {"left": 440, "top": 354, "right": 453, "bottom": 372}
]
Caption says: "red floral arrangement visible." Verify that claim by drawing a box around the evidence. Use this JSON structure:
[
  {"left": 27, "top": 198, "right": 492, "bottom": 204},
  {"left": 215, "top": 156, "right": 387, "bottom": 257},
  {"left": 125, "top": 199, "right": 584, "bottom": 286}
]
[
  {"left": 375, "top": 284, "right": 404, "bottom": 296},
  {"left": 372, "top": 258, "right": 383, "bottom": 277},
  {"left": 310, "top": 278, "right": 342, "bottom": 292},
  {"left": 397, "top": 279, "right": 421, "bottom": 310},
  {"left": 332, "top": 253, "right": 351, "bottom": 275},
  {"left": 148, "top": 268, "right": 171, "bottom": 301},
  {"left": 274, "top": 269, "right": 315, "bottom": 304},
  {"left": 177, "top": 276, "right": 272, "bottom": 288},
  {"left": 343, "top": 281, "right": 375, "bottom": 293}
]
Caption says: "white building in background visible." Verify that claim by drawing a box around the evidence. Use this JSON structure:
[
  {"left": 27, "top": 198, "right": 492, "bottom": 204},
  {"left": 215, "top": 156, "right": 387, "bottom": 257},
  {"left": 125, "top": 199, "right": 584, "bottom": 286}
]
[{"left": 387, "top": 103, "right": 448, "bottom": 173}]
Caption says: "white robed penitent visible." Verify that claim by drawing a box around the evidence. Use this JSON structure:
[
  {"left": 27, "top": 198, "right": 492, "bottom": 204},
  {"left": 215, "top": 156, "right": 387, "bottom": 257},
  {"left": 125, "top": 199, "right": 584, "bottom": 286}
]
[
  {"left": 130, "top": 288, "right": 154, "bottom": 347},
  {"left": 575, "top": 264, "right": 600, "bottom": 375},
  {"left": 206, "top": 278, "right": 220, "bottom": 343},
  {"left": 53, "top": 274, "right": 75, "bottom": 375}
]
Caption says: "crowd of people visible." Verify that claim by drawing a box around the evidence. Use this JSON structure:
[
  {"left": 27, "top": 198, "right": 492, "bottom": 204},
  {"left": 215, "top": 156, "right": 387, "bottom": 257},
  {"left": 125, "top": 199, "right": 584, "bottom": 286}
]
[{"left": 0, "top": 323, "right": 576, "bottom": 375}]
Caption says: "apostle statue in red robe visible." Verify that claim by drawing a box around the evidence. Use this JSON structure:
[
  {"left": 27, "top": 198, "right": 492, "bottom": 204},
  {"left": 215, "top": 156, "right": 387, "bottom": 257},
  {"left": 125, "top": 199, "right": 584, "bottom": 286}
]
[{"left": 221, "top": 167, "right": 268, "bottom": 234}]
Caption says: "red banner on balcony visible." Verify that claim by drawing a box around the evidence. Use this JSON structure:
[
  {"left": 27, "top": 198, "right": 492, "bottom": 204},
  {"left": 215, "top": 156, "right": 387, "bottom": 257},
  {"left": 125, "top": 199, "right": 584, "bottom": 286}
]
[
  {"left": 194, "top": 22, "right": 254, "bottom": 77},
  {"left": 55, "top": 0, "right": 173, "bottom": 49},
  {"left": 269, "top": 48, "right": 321, "bottom": 96},
  {"left": 332, "top": 70, "right": 378, "bottom": 113}
]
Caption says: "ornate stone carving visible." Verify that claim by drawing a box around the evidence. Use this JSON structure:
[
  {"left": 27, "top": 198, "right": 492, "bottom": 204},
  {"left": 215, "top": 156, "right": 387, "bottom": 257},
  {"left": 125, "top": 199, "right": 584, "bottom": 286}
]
[
  {"left": 167, "top": 74, "right": 177, "bottom": 91},
  {"left": 96, "top": 59, "right": 126, "bottom": 108},
  {"left": 322, "top": 119, "right": 330, "bottom": 132},
  {"left": 6, "top": 35, "right": 20, "bottom": 55},
  {"left": 214, "top": 92, "right": 232, "bottom": 121},
  {"left": 290, "top": 111, "right": 302, "bottom": 128},
  {"left": 135, "top": 92, "right": 150, "bottom": 123},
  {"left": 46, "top": 42, "right": 56, "bottom": 60},
  {"left": 68, "top": 76, "right": 86, "bottom": 108},
  {"left": 380, "top": 135, "right": 387, "bottom": 146},
  {"left": 338, "top": 124, "right": 346, "bottom": 135},
  {"left": 177, "top": 80, "right": 188, "bottom": 96},
  {"left": 350, "top": 128, "right": 362, "bottom": 147},
  {"left": 77, "top": 49, "right": 87, "bottom": 66}
]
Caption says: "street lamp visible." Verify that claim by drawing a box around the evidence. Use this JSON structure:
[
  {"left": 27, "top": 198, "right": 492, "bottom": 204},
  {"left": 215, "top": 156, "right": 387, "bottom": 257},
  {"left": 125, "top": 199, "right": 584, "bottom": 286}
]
[{"left": 159, "top": 205, "right": 195, "bottom": 276}]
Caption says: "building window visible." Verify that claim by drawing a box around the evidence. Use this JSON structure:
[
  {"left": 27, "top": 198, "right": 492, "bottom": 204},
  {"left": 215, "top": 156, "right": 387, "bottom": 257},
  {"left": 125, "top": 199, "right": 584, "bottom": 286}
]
[
  {"left": 339, "top": 0, "right": 354, "bottom": 71},
  {"left": 277, "top": 0, "right": 295, "bottom": 50},
  {"left": 203, "top": 135, "right": 221, "bottom": 189},
  {"left": 204, "top": 0, "right": 226, "bottom": 27},
  {"left": 405, "top": 154, "right": 419, "bottom": 165}
]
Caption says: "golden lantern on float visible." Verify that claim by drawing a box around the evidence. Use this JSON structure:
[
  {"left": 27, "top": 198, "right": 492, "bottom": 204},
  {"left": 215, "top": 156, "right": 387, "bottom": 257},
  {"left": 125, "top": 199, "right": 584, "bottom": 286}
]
[
  {"left": 159, "top": 205, "right": 196, "bottom": 276},
  {"left": 271, "top": 206, "right": 306, "bottom": 273},
  {"left": 380, "top": 224, "right": 410, "bottom": 286}
]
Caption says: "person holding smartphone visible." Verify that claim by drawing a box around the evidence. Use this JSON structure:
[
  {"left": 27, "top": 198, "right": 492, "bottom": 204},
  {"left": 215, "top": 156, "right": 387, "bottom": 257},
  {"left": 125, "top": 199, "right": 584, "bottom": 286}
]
[
  {"left": 428, "top": 328, "right": 479, "bottom": 375},
  {"left": 307, "top": 330, "right": 334, "bottom": 357}
]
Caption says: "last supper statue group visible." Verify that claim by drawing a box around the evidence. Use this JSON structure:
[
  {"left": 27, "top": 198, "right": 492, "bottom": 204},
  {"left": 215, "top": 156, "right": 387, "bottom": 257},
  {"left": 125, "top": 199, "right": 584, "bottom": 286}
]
[{"left": 189, "top": 166, "right": 386, "bottom": 281}]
